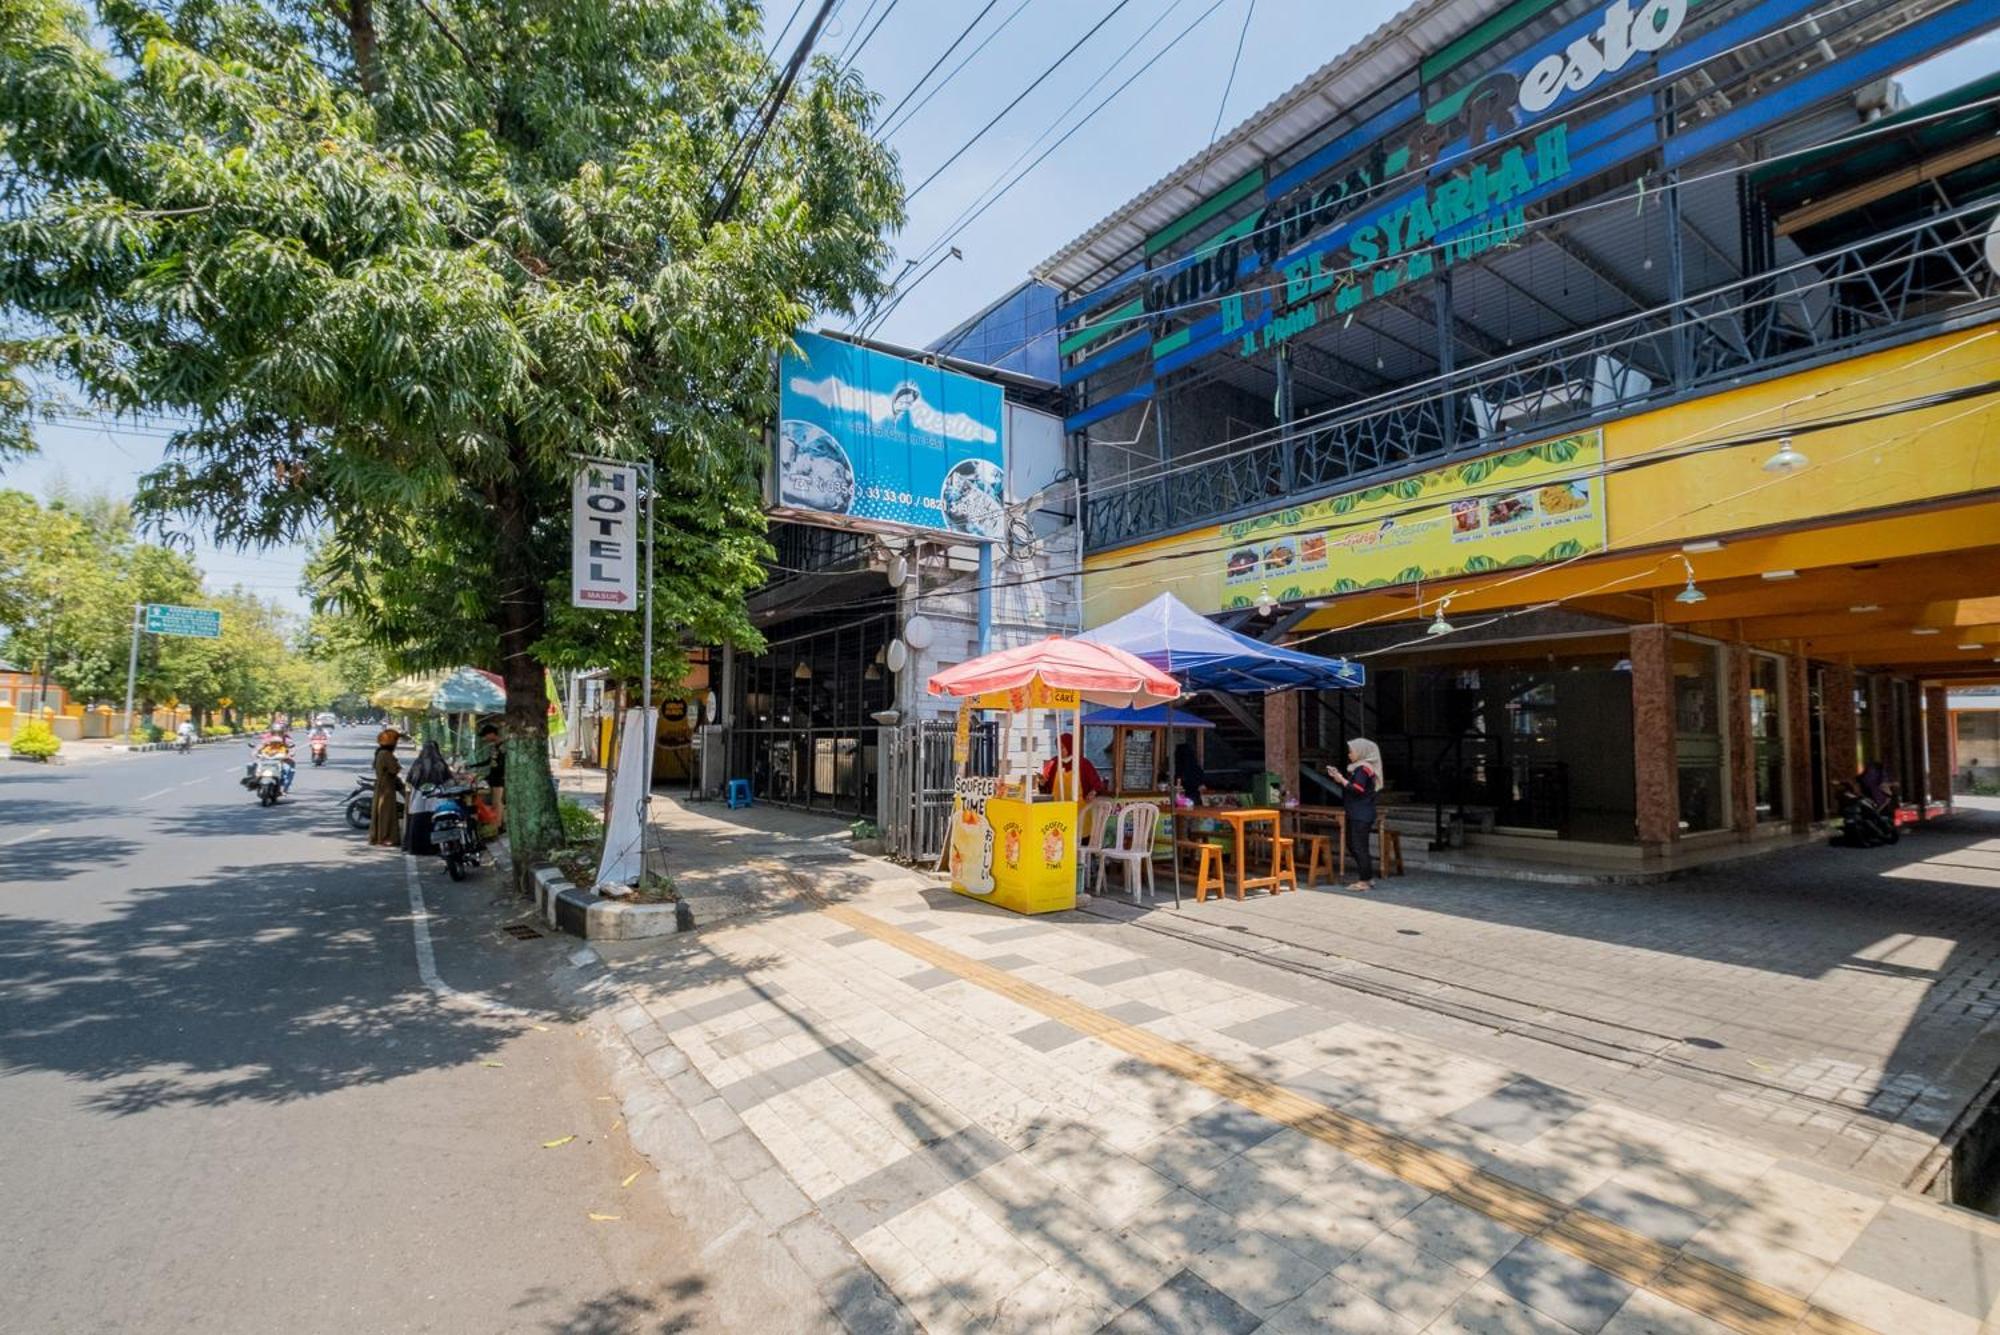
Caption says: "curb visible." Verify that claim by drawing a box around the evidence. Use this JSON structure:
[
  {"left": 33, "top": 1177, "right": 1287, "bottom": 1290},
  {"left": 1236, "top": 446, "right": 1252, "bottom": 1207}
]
[
  {"left": 554, "top": 942, "right": 915, "bottom": 1334},
  {"left": 530, "top": 864, "right": 694, "bottom": 940}
]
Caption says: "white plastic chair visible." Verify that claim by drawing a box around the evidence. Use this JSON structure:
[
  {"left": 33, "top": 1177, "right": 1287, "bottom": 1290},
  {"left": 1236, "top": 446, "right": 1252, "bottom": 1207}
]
[
  {"left": 1096, "top": 802, "right": 1159, "bottom": 904},
  {"left": 1078, "top": 798, "right": 1117, "bottom": 889}
]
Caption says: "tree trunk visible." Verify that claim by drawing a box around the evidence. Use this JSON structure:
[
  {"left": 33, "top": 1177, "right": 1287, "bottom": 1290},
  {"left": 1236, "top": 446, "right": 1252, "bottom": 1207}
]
[
  {"left": 343, "top": 0, "right": 382, "bottom": 97},
  {"left": 490, "top": 473, "right": 561, "bottom": 893}
]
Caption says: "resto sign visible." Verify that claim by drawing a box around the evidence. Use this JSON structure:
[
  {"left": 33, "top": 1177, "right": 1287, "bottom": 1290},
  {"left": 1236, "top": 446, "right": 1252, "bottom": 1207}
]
[{"left": 571, "top": 463, "right": 639, "bottom": 610}]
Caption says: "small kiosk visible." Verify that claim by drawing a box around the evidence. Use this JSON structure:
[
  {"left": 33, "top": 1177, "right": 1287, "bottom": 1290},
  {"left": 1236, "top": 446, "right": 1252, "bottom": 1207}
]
[{"left": 927, "top": 638, "right": 1180, "bottom": 915}]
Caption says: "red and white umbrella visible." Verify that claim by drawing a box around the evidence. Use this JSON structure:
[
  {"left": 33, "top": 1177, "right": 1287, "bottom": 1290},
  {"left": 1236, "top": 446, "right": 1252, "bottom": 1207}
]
[{"left": 927, "top": 636, "right": 1180, "bottom": 709}]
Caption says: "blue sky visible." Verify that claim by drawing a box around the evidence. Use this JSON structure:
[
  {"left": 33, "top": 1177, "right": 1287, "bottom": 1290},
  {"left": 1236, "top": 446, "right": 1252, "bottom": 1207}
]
[{"left": 3, "top": 3, "right": 1991, "bottom": 614}]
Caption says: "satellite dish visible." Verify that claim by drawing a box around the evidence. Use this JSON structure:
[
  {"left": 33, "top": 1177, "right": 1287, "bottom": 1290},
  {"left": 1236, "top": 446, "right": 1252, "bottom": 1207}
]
[
  {"left": 902, "top": 615, "right": 935, "bottom": 650},
  {"left": 1987, "top": 209, "right": 2000, "bottom": 275},
  {"left": 704, "top": 690, "right": 718, "bottom": 721},
  {"left": 885, "top": 640, "right": 909, "bottom": 673},
  {"left": 887, "top": 554, "right": 909, "bottom": 588}
]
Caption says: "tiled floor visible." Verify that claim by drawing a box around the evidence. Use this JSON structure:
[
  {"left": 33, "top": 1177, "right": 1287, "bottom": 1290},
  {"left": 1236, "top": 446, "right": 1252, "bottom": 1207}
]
[{"left": 589, "top": 799, "right": 2000, "bottom": 1334}]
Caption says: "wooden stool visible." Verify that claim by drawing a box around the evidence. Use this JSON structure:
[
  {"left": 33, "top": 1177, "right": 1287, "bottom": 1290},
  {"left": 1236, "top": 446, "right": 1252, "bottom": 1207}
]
[
  {"left": 1298, "top": 834, "right": 1332, "bottom": 887},
  {"left": 1272, "top": 838, "right": 1298, "bottom": 894},
  {"left": 1191, "top": 843, "right": 1229, "bottom": 903},
  {"left": 1378, "top": 827, "right": 1405, "bottom": 876}
]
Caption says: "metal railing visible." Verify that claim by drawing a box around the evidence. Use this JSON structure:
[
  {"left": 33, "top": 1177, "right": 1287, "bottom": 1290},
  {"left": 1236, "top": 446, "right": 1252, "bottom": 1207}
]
[{"left": 1085, "top": 200, "right": 2000, "bottom": 550}]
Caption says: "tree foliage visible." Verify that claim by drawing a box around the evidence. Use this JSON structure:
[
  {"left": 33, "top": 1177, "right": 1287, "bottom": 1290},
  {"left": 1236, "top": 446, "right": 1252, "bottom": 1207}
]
[{"left": 0, "top": 0, "right": 904, "bottom": 870}]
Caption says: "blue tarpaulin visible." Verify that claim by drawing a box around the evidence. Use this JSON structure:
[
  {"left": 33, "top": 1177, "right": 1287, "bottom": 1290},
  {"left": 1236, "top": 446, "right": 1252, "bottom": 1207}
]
[
  {"left": 1079, "top": 593, "right": 1365, "bottom": 693},
  {"left": 1080, "top": 705, "right": 1214, "bottom": 728}
]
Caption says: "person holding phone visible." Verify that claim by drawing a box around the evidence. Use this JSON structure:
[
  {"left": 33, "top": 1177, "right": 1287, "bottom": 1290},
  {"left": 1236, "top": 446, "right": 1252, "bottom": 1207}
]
[{"left": 1324, "top": 738, "right": 1384, "bottom": 891}]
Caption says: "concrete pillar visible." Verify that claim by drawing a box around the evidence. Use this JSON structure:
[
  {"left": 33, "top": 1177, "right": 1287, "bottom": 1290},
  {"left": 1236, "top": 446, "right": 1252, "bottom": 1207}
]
[
  {"left": 1726, "top": 645, "right": 1756, "bottom": 837},
  {"left": 1630, "top": 625, "right": 1679, "bottom": 850},
  {"left": 1785, "top": 655, "right": 1813, "bottom": 833},
  {"left": 1823, "top": 664, "right": 1859, "bottom": 809},
  {"left": 1265, "top": 690, "right": 1301, "bottom": 803},
  {"left": 1925, "top": 684, "right": 1953, "bottom": 815}
]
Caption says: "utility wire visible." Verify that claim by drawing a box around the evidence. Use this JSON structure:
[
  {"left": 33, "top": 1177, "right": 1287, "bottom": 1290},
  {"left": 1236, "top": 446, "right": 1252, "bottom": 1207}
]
[
  {"left": 876, "top": 0, "right": 1001, "bottom": 133},
  {"left": 710, "top": 0, "right": 840, "bottom": 224},
  {"left": 904, "top": 0, "right": 1137, "bottom": 204},
  {"left": 1191, "top": 0, "right": 1255, "bottom": 196},
  {"left": 879, "top": 0, "right": 1036, "bottom": 142},
  {"left": 843, "top": 0, "right": 900, "bottom": 65}
]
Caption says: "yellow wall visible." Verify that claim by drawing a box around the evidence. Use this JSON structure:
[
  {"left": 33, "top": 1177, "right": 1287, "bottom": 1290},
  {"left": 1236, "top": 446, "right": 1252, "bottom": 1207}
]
[{"left": 1082, "top": 324, "right": 2000, "bottom": 625}]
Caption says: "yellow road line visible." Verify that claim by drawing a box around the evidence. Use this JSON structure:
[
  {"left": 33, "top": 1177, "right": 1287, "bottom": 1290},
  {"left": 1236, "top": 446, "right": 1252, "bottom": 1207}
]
[{"left": 818, "top": 898, "right": 1880, "bottom": 1335}]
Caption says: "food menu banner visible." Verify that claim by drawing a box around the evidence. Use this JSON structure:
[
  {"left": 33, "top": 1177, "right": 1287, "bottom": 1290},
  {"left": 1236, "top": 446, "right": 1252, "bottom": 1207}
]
[{"left": 1218, "top": 429, "right": 1607, "bottom": 609}]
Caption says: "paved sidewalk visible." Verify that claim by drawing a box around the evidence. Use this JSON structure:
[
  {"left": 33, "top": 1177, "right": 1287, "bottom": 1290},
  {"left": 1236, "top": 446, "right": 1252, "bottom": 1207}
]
[{"left": 582, "top": 798, "right": 2000, "bottom": 1334}]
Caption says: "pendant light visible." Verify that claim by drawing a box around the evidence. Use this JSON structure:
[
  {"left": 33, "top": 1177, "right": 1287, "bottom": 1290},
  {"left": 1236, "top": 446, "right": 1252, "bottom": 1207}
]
[
  {"left": 1763, "top": 410, "right": 1807, "bottom": 473},
  {"left": 1256, "top": 584, "right": 1276, "bottom": 616},
  {"left": 1426, "top": 596, "right": 1455, "bottom": 637},
  {"left": 1674, "top": 556, "right": 1707, "bottom": 605}
]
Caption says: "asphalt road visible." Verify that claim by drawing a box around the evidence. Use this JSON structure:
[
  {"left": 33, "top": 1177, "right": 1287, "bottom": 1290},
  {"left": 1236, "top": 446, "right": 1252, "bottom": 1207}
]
[{"left": 0, "top": 734, "right": 712, "bottom": 1334}]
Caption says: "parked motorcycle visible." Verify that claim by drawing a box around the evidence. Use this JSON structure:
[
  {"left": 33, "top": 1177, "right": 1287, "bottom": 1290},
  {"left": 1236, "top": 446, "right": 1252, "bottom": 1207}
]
[
  {"left": 242, "top": 754, "right": 286, "bottom": 807},
  {"left": 344, "top": 775, "right": 374, "bottom": 831},
  {"left": 425, "top": 783, "right": 485, "bottom": 880},
  {"left": 310, "top": 737, "right": 328, "bottom": 767}
]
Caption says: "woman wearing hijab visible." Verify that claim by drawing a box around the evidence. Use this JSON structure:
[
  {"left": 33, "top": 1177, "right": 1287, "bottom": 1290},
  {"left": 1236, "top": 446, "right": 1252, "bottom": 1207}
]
[
  {"left": 1325, "top": 738, "right": 1384, "bottom": 891},
  {"left": 1173, "top": 740, "right": 1206, "bottom": 805},
  {"left": 368, "top": 729, "right": 405, "bottom": 847},
  {"left": 1036, "top": 732, "right": 1106, "bottom": 801}
]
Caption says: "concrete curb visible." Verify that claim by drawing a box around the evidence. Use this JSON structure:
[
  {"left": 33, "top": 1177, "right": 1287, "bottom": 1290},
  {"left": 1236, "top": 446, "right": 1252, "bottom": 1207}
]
[
  {"left": 119, "top": 734, "right": 249, "bottom": 754},
  {"left": 530, "top": 864, "right": 692, "bottom": 940},
  {"left": 553, "top": 944, "right": 914, "bottom": 1334}
]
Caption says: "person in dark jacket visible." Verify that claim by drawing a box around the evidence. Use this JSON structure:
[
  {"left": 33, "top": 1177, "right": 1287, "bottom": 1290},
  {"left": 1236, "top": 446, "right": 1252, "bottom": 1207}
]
[
  {"left": 1325, "top": 737, "right": 1384, "bottom": 891},
  {"left": 1173, "top": 740, "right": 1206, "bottom": 805}
]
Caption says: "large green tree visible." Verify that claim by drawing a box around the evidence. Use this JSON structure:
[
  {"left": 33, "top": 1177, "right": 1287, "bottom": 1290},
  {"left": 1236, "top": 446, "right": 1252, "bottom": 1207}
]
[{"left": 0, "top": 1, "right": 902, "bottom": 874}]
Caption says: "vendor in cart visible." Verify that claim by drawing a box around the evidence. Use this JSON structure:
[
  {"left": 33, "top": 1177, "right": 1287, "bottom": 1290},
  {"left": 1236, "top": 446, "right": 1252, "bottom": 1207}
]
[{"left": 1036, "top": 732, "right": 1107, "bottom": 802}]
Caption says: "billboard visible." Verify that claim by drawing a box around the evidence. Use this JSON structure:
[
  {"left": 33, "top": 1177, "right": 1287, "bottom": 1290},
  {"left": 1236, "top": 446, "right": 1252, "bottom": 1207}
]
[
  {"left": 776, "top": 331, "right": 1007, "bottom": 540},
  {"left": 1217, "top": 429, "right": 1609, "bottom": 611}
]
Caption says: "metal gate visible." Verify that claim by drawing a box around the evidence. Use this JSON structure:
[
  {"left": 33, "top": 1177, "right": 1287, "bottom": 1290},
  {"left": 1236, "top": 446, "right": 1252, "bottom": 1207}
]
[{"left": 883, "top": 719, "right": 996, "bottom": 863}]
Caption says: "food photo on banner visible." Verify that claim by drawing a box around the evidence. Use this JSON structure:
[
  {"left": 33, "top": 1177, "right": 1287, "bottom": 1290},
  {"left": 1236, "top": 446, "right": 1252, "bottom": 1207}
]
[{"left": 776, "top": 331, "right": 1007, "bottom": 539}]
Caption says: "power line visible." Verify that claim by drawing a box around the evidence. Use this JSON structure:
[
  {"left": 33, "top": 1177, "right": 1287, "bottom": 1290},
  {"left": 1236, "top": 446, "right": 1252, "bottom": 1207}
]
[
  {"left": 904, "top": 0, "right": 1138, "bottom": 204},
  {"left": 834, "top": 0, "right": 885, "bottom": 63},
  {"left": 876, "top": 0, "right": 1001, "bottom": 132},
  {"left": 879, "top": 0, "right": 1036, "bottom": 142},
  {"left": 843, "top": 0, "right": 900, "bottom": 65},
  {"left": 1191, "top": 0, "right": 1255, "bottom": 197},
  {"left": 710, "top": 0, "right": 840, "bottom": 225}
]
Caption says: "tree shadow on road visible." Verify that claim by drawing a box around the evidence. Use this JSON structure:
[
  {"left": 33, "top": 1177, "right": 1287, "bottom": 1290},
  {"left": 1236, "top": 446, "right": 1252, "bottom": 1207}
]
[
  {"left": 514, "top": 1277, "right": 709, "bottom": 1334},
  {"left": 0, "top": 854, "right": 551, "bottom": 1115}
]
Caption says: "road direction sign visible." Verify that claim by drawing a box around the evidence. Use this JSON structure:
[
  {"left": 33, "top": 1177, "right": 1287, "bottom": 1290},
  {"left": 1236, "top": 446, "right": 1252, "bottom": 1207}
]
[{"left": 144, "top": 604, "right": 222, "bottom": 638}]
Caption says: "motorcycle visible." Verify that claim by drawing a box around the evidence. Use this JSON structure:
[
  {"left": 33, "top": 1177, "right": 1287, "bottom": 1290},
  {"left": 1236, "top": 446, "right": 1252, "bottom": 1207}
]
[
  {"left": 243, "top": 753, "right": 287, "bottom": 806},
  {"left": 344, "top": 775, "right": 374, "bottom": 831},
  {"left": 310, "top": 737, "right": 328, "bottom": 767},
  {"left": 175, "top": 733, "right": 192, "bottom": 754},
  {"left": 425, "top": 782, "right": 485, "bottom": 880}
]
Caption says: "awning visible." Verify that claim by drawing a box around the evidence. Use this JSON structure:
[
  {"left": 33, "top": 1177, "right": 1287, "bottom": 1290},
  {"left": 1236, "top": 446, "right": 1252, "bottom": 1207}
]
[{"left": 1079, "top": 593, "right": 1365, "bottom": 693}]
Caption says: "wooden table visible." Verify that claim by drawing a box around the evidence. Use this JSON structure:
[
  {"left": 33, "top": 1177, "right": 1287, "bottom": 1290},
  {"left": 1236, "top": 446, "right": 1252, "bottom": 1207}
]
[{"left": 1204, "top": 807, "right": 1286, "bottom": 898}]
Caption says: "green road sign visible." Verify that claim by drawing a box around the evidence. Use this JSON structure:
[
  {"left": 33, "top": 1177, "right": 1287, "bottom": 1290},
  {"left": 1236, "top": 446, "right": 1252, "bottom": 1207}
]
[{"left": 144, "top": 604, "right": 222, "bottom": 638}]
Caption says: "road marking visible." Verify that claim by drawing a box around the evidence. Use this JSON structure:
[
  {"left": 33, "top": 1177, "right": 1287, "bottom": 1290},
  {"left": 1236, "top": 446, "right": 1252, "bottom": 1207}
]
[
  {"left": 137, "top": 768, "right": 239, "bottom": 803},
  {"left": 817, "top": 896, "right": 1881, "bottom": 1335},
  {"left": 3, "top": 826, "right": 51, "bottom": 846},
  {"left": 402, "top": 853, "right": 523, "bottom": 1015}
]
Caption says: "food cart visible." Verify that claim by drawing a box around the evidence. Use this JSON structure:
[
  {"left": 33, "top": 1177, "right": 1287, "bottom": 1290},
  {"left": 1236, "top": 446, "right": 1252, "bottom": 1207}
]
[{"left": 927, "top": 638, "right": 1180, "bottom": 915}]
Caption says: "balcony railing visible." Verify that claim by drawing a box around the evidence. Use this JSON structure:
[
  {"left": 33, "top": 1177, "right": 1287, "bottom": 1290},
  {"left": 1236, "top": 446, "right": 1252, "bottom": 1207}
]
[{"left": 1084, "top": 200, "right": 2000, "bottom": 551}]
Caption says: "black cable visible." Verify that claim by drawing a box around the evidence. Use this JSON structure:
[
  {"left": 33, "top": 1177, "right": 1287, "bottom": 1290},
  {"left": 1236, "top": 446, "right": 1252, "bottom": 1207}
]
[
  {"left": 879, "top": 0, "right": 1035, "bottom": 142},
  {"left": 844, "top": 0, "right": 900, "bottom": 66},
  {"left": 905, "top": 0, "right": 1137, "bottom": 204},
  {"left": 876, "top": 0, "right": 1000, "bottom": 132},
  {"left": 835, "top": 0, "right": 883, "bottom": 63},
  {"left": 768, "top": 0, "right": 810, "bottom": 58},
  {"left": 1191, "top": 0, "right": 1255, "bottom": 197},
  {"left": 711, "top": 0, "right": 840, "bottom": 225}
]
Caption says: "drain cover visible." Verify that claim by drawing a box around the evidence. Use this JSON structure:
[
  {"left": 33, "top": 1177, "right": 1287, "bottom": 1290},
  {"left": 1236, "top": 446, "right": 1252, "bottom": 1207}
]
[{"left": 503, "top": 923, "right": 543, "bottom": 940}]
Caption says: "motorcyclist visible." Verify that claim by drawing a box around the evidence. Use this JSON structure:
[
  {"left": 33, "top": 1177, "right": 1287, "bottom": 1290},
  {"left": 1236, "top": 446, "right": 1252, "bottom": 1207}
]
[
  {"left": 308, "top": 724, "right": 329, "bottom": 764},
  {"left": 255, "top": 730, "right": 297, "bottom": 792},
  {"left": 176, "top": 719, "right": 197, "bottom": 752}
]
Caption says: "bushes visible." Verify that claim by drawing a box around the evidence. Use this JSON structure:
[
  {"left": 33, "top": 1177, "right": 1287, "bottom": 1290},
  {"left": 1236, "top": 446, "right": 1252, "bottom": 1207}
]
[
  {"left": 11, "top": 720, "right": 61, "bottom": 759},
  {"left": 557, "top": 798, "right": 603, "bottom": 846}
]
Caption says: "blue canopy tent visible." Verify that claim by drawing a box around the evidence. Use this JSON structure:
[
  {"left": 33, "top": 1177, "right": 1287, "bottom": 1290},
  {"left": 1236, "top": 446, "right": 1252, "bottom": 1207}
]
[{"left": 1079, "top": 593, "right": 1366, "bottom": 907}]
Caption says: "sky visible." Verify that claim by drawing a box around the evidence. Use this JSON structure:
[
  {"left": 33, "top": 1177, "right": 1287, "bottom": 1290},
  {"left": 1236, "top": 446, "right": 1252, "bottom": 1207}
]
[{"left": 3, "top": 2, "right": 1990, "bottom": 618}]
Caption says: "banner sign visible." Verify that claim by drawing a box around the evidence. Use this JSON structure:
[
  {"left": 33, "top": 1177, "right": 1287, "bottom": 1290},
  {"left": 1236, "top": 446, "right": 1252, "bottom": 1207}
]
[
  {"left": 144, "top": 604, "right": 221, "bottom": 638},
  {"left": 1218, "top": 429, "right": 1607, "bottom": 610},
  {"left": 571, "top": 463, "right": 639, "bottom": 610},
  {"left": 777, "top": 331, "right": 1007, "bottom": 539}
]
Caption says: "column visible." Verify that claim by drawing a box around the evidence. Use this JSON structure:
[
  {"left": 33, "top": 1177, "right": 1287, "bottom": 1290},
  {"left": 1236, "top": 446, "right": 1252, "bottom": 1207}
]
[
  {"left": 1784, "top": 655, "right": 1813, "bottom": 832},
  {"left": 1925, "top": 684, "right": 1953, "bottom": 816},
  {"left": 1630, "top": 625, "right": 1679, "bottom": 851},
  {"left": 1726, "top": 645, "right": 1755, "bottom": 836},
  {"left": 1823, "top": 664, "right": 1859, "bottom": 811},
  {"left": 1265, "top": 690, "right": 1301, "bottom": 803}
]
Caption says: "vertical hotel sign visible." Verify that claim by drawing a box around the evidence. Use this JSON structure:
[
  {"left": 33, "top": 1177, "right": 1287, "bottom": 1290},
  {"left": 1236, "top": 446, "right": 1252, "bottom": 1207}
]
[{"left": 571, "top": 463, "right": 639, "bottom": 610}]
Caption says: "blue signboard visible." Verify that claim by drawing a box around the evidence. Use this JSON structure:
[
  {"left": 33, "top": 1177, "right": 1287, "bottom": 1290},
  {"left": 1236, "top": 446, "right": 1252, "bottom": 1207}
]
[
  {"left": 777, "top": 331, "right": 1007, "bottom": 539},
  {"left": 144, "top": 604, "right": 222, "bottom": 638}
]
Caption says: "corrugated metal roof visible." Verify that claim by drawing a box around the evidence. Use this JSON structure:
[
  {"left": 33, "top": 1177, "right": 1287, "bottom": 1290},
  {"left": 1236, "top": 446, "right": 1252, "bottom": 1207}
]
[{"left": 1032, "top": 0, "right": 1517, "bottom": 296}]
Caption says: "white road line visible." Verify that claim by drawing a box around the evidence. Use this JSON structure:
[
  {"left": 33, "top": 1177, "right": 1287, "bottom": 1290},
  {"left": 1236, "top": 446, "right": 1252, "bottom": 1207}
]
[
  {"left": 402, "top": 853, "right": 523, "bottom": 1015},
  {"left": 4, "top": 826, "right": 51, "bottom": 846},
  {"left": 136, "top": 767, "right": 238, "bottom": 803}
]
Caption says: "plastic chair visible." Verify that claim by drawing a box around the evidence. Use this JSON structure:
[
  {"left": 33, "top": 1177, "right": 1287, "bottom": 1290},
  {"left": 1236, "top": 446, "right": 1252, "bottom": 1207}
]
[
  {"left": 1078, "top": 798, "right": 1118, "bottom": 887},
  {"left": 1095, "top": 802, "right": 1159, "bottom": 904},
  {"left": 725, "top": 779, "right": 753, "bottom": 809}
]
